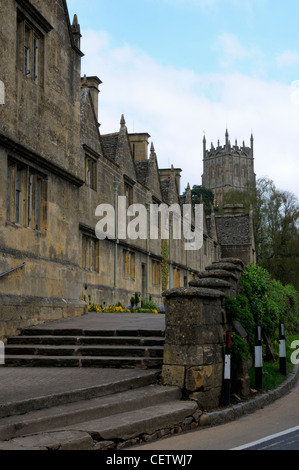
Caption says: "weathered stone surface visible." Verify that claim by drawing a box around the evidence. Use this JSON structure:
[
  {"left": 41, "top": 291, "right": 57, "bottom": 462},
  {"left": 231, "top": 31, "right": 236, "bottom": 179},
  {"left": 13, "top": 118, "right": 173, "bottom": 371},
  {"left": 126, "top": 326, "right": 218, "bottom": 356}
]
[
  {"left": 216, "top": 258, "right": 244, "bottom": 268},
  {"left": 233, "top": 320, "right": 248, "bottom": 339},
  {"left": 196, "top": 270, "right": 238, "bottom": 282},
  {"left": 199, "top": 413, "right": 211, "bottom": 427},
  {"left": 164, "top": 344, "right": 204, "bottom": 366},
  {"left": 162, "top": 365, "right": 185, "bottom": 388},
  {"left": 206, "top": 262, "right": 243, "bottom": 273},
  {"left": 163, "top": 287, "right": 225, "bottom": 299}
]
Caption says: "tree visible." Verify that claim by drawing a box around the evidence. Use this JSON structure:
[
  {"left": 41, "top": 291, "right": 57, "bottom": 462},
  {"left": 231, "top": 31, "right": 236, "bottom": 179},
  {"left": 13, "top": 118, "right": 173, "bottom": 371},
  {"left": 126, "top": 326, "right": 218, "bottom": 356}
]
[
  {"left": 191, "top": 185, "right": 215, "bottom": 215},
  {"left": 224, "top": 178, "right": 299, "bottom": 289}
]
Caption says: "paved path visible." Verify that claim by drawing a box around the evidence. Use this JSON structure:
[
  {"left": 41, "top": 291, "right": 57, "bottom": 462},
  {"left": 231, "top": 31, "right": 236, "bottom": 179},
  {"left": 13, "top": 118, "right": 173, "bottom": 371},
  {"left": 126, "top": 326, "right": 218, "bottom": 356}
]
[{"left": 25, "top": 312, "right": 165, "bottom": 332}]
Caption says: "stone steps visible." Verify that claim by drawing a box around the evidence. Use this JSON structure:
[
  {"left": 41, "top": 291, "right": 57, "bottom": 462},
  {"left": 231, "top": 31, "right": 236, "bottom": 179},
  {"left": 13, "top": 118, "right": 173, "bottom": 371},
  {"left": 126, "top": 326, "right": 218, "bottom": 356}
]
[
  {"left": 0, "top": 374, "right": 199, "bottom": 450},
  {"left": 5, "top": 328, "right": 165, "bottom": 369},
  {"left": 4, "top": 355, "right": 163, "bottom": 369},
  {"left": 0, "top": 384, "right": 182, "bottom": 441},
  {"left": 7, "top": 335, "right": 164, "bottom": 346},
  {"left": 5, "top": 344, "right": 164, "bottom": 358}
]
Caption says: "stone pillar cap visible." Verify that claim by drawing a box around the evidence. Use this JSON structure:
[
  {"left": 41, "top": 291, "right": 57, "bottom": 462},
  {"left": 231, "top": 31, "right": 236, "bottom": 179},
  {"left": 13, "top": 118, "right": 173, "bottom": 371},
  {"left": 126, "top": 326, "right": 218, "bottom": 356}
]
[
  {"left": 216, "top": 258, "right": 244, "bottom": 267},
  {"left": 196, "top": 270, "right": 239, "bottom": 281},
  {"left": 162, "top": 287, "right": 225, "bottom": 298},
  {"left": 206, "top": 262, "right": 243, "bottom": 272},
  {"left": 189, "top": 278, "right": 231, "bottom": 288}
]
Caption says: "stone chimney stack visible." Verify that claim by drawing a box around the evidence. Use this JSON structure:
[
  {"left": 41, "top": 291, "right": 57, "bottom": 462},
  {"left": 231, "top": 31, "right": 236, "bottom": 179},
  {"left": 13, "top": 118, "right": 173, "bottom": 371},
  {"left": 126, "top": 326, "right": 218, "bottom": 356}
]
[{"left": 81, "top": 76, "right": 102, "bottom": 123}]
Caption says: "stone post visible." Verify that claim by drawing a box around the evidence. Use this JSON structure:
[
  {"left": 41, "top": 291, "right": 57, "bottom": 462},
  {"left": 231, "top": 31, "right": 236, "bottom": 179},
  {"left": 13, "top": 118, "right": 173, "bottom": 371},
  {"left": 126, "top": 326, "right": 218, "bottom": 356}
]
[{"left": 162, "top": 287, "right": 228, "bottom": 410}]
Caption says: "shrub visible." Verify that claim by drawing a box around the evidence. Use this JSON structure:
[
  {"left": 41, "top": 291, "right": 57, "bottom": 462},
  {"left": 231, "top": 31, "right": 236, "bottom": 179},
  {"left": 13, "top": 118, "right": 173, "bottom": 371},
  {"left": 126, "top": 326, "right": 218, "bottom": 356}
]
[
  {"left": 226, "top": 263, "right": 299, "bottom": 366},
  {"left": 230, "top": 333, "right": 251, "bottom": 369}
]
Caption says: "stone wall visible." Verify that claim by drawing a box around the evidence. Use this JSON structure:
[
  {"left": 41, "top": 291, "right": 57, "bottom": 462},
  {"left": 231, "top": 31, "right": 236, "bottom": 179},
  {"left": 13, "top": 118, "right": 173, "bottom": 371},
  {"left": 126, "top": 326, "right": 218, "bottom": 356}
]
[{"left": 162, "top": 258, "right": 248, "bottom": 410}]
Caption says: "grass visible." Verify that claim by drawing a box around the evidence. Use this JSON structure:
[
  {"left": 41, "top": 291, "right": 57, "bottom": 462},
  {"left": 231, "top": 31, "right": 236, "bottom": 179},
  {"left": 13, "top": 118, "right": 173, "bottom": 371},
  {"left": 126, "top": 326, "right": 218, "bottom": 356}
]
[{"left": 249, "top": 333, "right": 299, "bottom": 391}]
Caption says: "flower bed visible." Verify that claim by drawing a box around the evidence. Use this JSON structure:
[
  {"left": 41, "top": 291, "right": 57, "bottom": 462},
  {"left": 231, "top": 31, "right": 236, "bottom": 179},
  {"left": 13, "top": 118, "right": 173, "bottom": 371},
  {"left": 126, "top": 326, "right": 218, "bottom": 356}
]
[{"left": 88, "top": 304, "right": 164, "bottom": 314}]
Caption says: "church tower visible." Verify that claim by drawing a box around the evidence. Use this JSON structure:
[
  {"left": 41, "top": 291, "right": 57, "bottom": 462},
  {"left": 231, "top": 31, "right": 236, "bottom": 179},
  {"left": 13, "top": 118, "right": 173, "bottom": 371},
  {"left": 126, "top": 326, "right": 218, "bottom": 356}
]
[{"left": 202, "top": 130, "right": 256, "bottom": 207}]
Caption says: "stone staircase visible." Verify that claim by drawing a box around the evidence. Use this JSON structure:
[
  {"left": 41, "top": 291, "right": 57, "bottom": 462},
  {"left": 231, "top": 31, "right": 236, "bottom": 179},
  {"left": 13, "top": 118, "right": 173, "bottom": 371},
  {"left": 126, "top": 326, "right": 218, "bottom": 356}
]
[
  {"left": 0, "top": 369, "right": 199, "bottom": 450},
  {"left": 4, "top": 326, "right": 165, "bottom": 370},
  {"left": 0, "top": 317, "right": 203, "bottom": 449}
]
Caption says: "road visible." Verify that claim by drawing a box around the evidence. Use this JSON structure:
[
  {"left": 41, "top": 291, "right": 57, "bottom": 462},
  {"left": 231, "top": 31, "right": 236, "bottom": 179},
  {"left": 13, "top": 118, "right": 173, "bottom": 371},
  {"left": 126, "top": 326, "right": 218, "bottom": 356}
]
[{"left": 135, "top": 379, "right": 299, "bottom": 451}]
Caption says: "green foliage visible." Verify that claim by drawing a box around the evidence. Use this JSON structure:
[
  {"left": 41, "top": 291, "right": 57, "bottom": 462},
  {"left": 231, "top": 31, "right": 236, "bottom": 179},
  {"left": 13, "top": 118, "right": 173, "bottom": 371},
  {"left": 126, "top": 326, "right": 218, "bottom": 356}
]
[
  {"left": 226, "top": 263, "right": 299, "bottom": 366},
  {"left": 230, "top": 333, "right": 251, "bottom": 369},
  {"left": 191, "top": 185, "right": 216, "bottom": 215},
  {"left": 141, "top": 296, "right": 158, "bottom": 310},
  {"left": 130, "top": 292, "right": 140, "bottom": 308},
  {"left": 224, "top": 177, "right": 299, "bottom": 289},
  {"left": 225, "top": 296, "right": 255, "bottom": 353}
]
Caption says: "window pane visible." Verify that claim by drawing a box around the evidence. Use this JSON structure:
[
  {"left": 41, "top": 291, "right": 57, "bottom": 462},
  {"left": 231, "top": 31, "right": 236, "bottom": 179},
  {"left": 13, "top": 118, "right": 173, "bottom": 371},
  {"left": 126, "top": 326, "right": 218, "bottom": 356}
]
[
  {"left": 15, "top": 168, "right": 22, "bottom": 224},
  {"left": 33, "top": 35, "right": 38, "bottom": 83},
  {"left": 35, "top": 177, "right": 41, "bottom": 230},
  {"left": 24, "top": 27, "right": 30, "bottom": 75},
  {"left": 6, "top": 165, "right": 12, "bottom": 222}
]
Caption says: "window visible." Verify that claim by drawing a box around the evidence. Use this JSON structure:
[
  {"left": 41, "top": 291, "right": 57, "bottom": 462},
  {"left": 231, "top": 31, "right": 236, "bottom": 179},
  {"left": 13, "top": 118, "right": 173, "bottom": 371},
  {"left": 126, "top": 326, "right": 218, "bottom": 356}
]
[
  {"left": 6, "top": 159, "right": 46, "bottom": 230},
  {"left": 122, "top": 250, "right": 135, "bottom": 280},
  {"left": 173, "top": 267, "right": 181, "bottom": 288},
  {"left": 125, "top": 183, "right": 133, "bottom": 209},
  {"left": 85, "top": 156, "right": 97, "bottom": 190},
  {"left": 152, "top": 260, "right": 161, "bottom": 286},
  {"left": 17, "top": 14, "right": 42, "bottom": 84},
  {"left": 82, "top": 235, "right": 99, "bottom": 272}
]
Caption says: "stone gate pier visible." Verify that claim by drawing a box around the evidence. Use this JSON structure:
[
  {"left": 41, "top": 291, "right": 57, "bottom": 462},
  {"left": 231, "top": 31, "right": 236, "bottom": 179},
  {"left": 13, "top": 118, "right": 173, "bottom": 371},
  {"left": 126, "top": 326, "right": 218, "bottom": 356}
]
[{"left": 162, "top": 258, "right": 246, "bottom": 410}]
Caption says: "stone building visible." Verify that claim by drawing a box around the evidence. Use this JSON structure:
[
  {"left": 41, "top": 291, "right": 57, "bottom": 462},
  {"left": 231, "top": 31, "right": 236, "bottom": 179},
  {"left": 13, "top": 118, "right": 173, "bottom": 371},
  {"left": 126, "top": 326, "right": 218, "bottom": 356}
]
[
  {"left": 0, "top": 0, "right": 254, "bottom": 341},
  {"left": 202, "top": 130, "right": 256, "bottom": 207}
]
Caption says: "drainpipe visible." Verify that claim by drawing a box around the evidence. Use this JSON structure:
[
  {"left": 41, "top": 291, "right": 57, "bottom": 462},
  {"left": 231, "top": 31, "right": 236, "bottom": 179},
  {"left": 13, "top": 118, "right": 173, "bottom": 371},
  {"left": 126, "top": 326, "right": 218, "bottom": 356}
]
[
  {"left": 186, "top": 249, "right": 189, "bottom": 287},
  {"left": 169, "top": 217, "right": 173, "bottom": 289},
  {"left": 114, "top": 181, "right": 119, "bottom": 305},
  {"left": 146, "top": 203, "right": 150, "bottom": 302}
]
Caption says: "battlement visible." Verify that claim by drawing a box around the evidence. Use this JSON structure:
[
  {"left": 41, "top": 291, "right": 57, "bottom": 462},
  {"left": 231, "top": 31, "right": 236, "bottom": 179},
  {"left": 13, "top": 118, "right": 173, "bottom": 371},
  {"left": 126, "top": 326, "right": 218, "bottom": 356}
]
[{"left": 203, "top": 130, "right": 254, "bottom": 160}]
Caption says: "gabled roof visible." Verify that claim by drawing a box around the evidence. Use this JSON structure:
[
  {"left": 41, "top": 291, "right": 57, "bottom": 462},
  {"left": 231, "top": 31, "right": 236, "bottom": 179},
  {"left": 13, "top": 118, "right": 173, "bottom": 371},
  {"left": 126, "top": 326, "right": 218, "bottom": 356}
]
[
  {"left": 101, "top": 133, "right": 120, "bottom": 163},
  {"left": 62, "top": 0, "right": 84, "bottom": 57},
  {"left": 101, "top": 116, "right": 137, "bottom": 181},
  {"left": 135, "top": 160, "right": 149, "bottom": 186}
]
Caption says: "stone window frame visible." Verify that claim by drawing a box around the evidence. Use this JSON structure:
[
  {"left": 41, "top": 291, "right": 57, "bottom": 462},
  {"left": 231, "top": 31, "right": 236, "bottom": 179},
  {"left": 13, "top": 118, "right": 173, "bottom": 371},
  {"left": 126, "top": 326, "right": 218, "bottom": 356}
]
[
  {"left": 123, "top": 175, "right": 136, "bottom": 209},
  {"left": 81, "top": 233, "right": 99, "bottom": 273},
  {"left": 151, "top": 259, "right": 161, "bottom": 286},
  {"left": 122, "top": 249, "right": 136, "bottom": 281},
  {"left": 15, "top": 1, "right": 53, "bottom": 85},
  {"left": 17, "top": 13, "right": 43, "bottom": 85},
  {"left": 6, "top": 157, "right": 47, "bottom": 232},
  {"left": 85, "top": 154, "right": 97, "bottom": 191}
]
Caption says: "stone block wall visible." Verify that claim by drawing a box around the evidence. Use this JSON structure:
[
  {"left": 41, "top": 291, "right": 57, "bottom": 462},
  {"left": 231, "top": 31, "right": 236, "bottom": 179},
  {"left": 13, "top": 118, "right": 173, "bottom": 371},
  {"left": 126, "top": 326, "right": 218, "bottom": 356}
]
[{"left": 162, "top": 258, "right": 247, "bottom": 410}]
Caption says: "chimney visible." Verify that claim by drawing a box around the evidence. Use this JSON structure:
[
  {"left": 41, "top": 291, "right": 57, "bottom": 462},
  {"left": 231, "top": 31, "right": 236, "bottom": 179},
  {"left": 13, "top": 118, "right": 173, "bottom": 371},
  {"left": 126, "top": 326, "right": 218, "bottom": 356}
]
[
  {"left": 81, "top": 76, "right": 102, "bottom": 123},
  {"left": 128, "top": 133, "right": 151, "bottom": 161}
]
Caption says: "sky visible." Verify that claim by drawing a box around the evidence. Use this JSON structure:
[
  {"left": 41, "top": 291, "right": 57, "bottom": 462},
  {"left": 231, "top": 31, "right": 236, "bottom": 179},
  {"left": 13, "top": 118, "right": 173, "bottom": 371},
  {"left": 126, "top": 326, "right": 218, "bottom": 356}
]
[{"left": 67, "top": 0, "right": 299, "bottom": 200}]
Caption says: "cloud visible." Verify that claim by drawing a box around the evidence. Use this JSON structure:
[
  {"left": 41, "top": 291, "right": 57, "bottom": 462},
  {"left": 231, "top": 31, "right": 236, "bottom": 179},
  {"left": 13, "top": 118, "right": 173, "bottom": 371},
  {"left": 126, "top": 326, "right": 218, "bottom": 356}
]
[
  {"left": 80, "top": 29, "right": 299, "bottom": 200},
  {"left": 214, "top": 33, "right": 265, "bottom": 77},
  {"left": 276, "top": 50, "right": 299, "bottom": 68}
]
